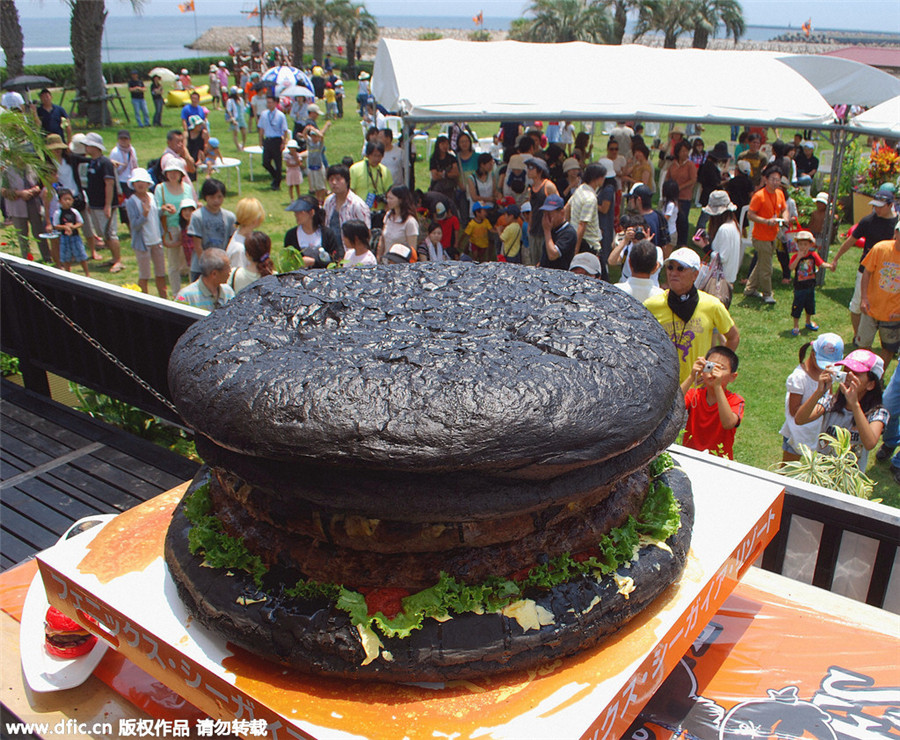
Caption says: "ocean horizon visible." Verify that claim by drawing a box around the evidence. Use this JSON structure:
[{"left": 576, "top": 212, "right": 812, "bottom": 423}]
[{"left": 6, "top": 12, "right": 898, "bottom": 67}]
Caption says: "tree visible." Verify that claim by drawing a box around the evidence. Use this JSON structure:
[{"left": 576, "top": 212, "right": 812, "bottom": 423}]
[
  {"left": 329, "top": 0, "right": 377, "bottom": 75},
  {"left": 605, "top": 0, "right": 644, "bottom": 45},
  {"left": 0, "top": 0, "right": 25, "bottom": 78},
  {"left": 264, "top": 0, "right": 306, "bottom": 65},
  {"left": 67, "top": 0, "right": 145, "bottom": 126},
  {"left": 632, "top": 0, "right": 693, "bottom": 48},
  {"left": 689, "top": 0, "right": 745, "bottom": 49},
  {"left": 512, "top": 0, "right": 613, "bottom": 44}
]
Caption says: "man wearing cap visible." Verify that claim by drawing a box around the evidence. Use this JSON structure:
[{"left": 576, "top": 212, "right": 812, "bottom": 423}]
[
  {"left": 349, "top": 143, "right": 393, "bottom": 228},
  {"left": 258, "top": 95, "right": 290, "bottom": 191},
  {"left": 324, "top": 164, "right": 371, "bottom": 242},
  {"left": 744, "top": 164, "right": 789, "bottom": 304},
  {"left": 628, "top": 184, "right": 671, "bottom": 255},
  {"left": 35, "top": 89, "right": 71, "bottom": 142},
  {"left": 180, "top": 90, "right": 206, "bottom": 133},
  {"left": 616, "top": 240, "right": 664, "bottom": 302},
  {"left": 644, "top": 247, "right": 740, "bottom": 383},
  {"left": 857, "top": 221, "right": 900, "bottom": 368},
  {"left": 526, "top": 157, "right": 559, "bottom": 267},
  {"left": 83, "top": 132, "right": 124, "bottom": 272},
  {"left": 832, "top": 188, "right": 899, "bottom": 335},
  {"left": 565, "top": 162, "right": 605, "bottom": 263},
  {"left": 128, "top": 70, "right": 151, "bottom": 128},
  {"left": 175, "top": 248, "right": 234, "bottom": 311},
  {"left": 1, "top": 88, "right": 25, "bottom": 111},
  {"left": 539, "top": 194, "right": 576, "bottom": 271},
  {"left": 569, "top": 252, "right": 602, "bottom": 279},
  {"left": 386, "top": 243, "right": 413, "bottom": 265},
  {"left": 807, "top": 191, "right": 830, "bottom": 247},
  {"left": 794, "top": 141, "right": 819, "bottom": 187}
]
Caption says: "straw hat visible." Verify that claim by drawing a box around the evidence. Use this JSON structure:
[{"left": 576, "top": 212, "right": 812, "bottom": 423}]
[{"left": 45, "top": 134, "right": 68, "bottom": 151}]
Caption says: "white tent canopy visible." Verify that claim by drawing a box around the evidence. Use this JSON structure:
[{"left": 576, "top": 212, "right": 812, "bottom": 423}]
[
  {"left": 848, "top": 95, "right": 900, "bottom": 138},
  {"left": 776, "top": 54, "right": 900, "bottom": 108},
  {"left": 373, "top": 39, "right": 837, "bottom": 129}
]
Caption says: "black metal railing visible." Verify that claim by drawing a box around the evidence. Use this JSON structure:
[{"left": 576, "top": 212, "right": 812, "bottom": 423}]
[{"left": 1, "top": 254, "right": 202, "bottom": 424}]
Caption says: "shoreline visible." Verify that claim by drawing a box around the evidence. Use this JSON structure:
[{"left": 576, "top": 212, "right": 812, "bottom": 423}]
[{"left": 187, "top": 25, "right": 856, "bottom": 58}]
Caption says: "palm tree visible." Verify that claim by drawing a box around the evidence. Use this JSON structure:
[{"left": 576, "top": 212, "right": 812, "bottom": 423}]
[
  {"left": 605, "top": 0, "right": 644, "bottom": 45},
  {"left": 0, "top": 0, "right": 25, "bottom": 78},
  {"left": 513, "top": 0, "right": 614, "bottom": 44},
  {"left": 264, "top": 0, "right": 306, "bottom": 66},
  {"left": 329, "top": 1, "right": 378, "bottom": 75},
  {"left": 67, "top": 0, "right": 145, "bottom": 125},
  {"left": 632, "top": 0, "right": 693, "bottom": 48},
  {"left": 689, "top": 0, "right": 745, "bottom": 48}
]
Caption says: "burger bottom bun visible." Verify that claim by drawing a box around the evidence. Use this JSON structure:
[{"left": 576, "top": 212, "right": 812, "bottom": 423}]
[{"left": 164, "top": 468, "right": 693, "bottom": 683}]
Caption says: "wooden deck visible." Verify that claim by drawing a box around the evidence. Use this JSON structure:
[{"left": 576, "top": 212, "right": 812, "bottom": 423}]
[{"left": 0, "top": 380, "right": 199, "bottom": 571}]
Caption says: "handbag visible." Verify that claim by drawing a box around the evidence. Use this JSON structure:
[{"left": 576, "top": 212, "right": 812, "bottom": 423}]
[{"left": 698, "top": 251, "right": 733, "bottom": 309}]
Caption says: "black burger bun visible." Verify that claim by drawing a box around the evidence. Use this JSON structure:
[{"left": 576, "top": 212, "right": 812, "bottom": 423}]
[{"left": 168, "top": 263, "right": 681, "bottom": 477}]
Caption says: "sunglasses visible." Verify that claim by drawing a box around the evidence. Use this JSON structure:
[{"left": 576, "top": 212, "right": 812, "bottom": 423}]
[{"left": 666, "top": 262, "right": 688, "bottom": 272}]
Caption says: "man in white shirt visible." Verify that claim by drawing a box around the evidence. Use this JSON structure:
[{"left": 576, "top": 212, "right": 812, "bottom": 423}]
[
  {"left": 257, "top": 95, "right": 289, "bottom": 190},
  {"left": 378, "top": 128, "right": 403, "bottom": 186},
  {"left": 616, "top": 240, "right": 664, "bottom": 302}
]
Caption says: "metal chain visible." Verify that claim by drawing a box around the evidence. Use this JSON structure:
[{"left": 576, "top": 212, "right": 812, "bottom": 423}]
[{"left": 1, "top": 259, "right": 181, "bottom": 417}]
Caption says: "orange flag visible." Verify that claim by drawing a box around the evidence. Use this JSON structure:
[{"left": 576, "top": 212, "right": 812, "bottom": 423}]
[
  {"left": 472, "top": 11, "right": 483, "bottom": 25},
  {"left": 178, "top": 0, "right": 195, "bottom": 12}
]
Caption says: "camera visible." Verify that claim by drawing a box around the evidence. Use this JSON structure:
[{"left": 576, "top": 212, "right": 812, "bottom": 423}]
[
  {"left": 828, "top": 366, "right": 847, "bottom": 384},
  {"left": 633, "top": 228, "right": 646, "bottom": 241},
  {"left": 703, "top": 361, "right": 716, "bottom": 374}
]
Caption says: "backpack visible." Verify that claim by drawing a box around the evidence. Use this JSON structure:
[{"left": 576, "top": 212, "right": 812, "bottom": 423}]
[
  {"left": 146, "top": 158, "right": 163, "bottom": 186},
  {"left": 506, "top": 168, "right": 527, "bottom": 194}
]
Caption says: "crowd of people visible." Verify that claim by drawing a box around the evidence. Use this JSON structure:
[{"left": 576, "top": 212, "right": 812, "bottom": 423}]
[{"left": 2, "top": 71, "right": 899, "bottom": 484}]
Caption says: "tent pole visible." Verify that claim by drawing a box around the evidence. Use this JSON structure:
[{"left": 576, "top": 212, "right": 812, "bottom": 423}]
[
  {"left": 818, "top": 127, "right": 855, "bottom": 285},
  {"left": 402, "top": 119, "right": 413, "bottom": 189}
]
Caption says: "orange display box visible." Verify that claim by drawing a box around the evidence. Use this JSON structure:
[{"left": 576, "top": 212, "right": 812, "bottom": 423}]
[{"left": 36, "top": 449, "right": 784, "bottom": 740}]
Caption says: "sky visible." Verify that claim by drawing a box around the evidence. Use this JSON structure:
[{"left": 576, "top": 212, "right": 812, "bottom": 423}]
[{"left": 15, "top": 0, "right": 900, "bottom": 33}]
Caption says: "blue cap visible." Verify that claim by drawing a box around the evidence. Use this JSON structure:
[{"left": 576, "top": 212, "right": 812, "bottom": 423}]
[
  {"left": 472, "top": 201, "right": 486, "bottom": 212},
  {"left": 208, "top": 137, "right": 220, "bottom": 149},
  {"left": 285, "top": 199, "right": 314, "bottom": 212},
  {"left": 539, "top": 194, "right": 565, "bottom": 211}
]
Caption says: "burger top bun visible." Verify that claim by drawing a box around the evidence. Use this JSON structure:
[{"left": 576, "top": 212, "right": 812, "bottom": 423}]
[
  {"left": 169, "top": 263, "right": 680, "bottom": 476},
  {"left": 45, "top": 606, "right": 84, "bottom": 634}
]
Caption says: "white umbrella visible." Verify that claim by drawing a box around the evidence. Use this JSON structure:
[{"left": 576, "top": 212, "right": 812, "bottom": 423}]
[
  {"left": 261, "top": 65, "right": 314, "bottom": 97},
  {"left": 148, "top": 67, "right": 177, "bottom": 83},
  {"left": 281, "top": 84, "right": 315, "bottom": 99}
]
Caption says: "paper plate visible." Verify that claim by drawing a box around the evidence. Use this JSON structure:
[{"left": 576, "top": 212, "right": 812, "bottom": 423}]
[
  {"left": 19, "top": 515, "right": 116, "bottom": 693},
  {"left": 37, "top": 231, "right": 60, "bottom": 239}
]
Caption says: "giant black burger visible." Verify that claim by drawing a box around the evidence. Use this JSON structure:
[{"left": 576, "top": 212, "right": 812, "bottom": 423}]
[{"left": 165, "top": 263, "right": 693, "bottom": 682}]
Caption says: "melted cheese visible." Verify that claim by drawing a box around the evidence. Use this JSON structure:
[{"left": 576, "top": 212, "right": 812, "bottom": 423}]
[
  {"left": 613, "top": 573, "right": 636, "bottom": 599},
  {"left": 639, "top": 534, "right": 673, "bottom": 555},
  {"left": 581, "top": 595, "right": 601, "bottom": 615},
  {"left": 501, "top": 599, "right": 555, "bottom": 631},
  {"left": 356, "top": 623, "right": 384, "bottom": 666}
]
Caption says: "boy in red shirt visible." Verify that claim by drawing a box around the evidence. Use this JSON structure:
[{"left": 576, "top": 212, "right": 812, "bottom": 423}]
[{"left": 680, "top": 346, "right": 744, "bottom": 459}]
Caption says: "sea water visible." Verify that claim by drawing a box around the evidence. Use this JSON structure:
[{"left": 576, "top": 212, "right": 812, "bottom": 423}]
[{"left": 6, "top": 13, "right": 891, "bottom": 67}]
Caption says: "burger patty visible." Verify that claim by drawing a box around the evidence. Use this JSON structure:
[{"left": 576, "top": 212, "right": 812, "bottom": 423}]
[
  {"left": 169, "top": 263, "right": 680, "bottom": 475},
  {"left": 209, "top": 464, "right": 644, "bottom": 554},
  {"left": 211, "top": 467, "right": 649, "bottom": 589},
  {"left": 193, "top": 397, "right": 684, "bottom": 522}
]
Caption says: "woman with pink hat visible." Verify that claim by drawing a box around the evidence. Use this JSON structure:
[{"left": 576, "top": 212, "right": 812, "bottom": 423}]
[{"left": 795, "top": 348, "right": 889, "bottom": 469}]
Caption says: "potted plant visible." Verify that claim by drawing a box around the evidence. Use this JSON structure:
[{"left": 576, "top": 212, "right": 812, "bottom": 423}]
[{"left": 852, "top": 145, "right": 900, "bottom": 222}]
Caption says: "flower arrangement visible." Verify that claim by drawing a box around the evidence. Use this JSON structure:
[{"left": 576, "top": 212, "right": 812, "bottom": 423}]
[{"left": 858, "top": 146, "right": 900, "bottom": 194}]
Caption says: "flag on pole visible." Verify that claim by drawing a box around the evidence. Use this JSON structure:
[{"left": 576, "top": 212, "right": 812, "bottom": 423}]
[
  {"left": 248, "top": 6, "right": 259, "bottom": 17},
  {"left": 801, "top": 18, "right": 811, "bottom": 36},
  {"left": 472, "top": 11, "right": 483, "bottom": 26},
  {"left": 178, "top": 0, "right": 195, "bottom": 12}
]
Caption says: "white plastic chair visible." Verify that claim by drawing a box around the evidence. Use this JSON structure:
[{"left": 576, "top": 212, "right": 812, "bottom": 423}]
[
  {"left": 384, "top": 115, "right": 402, "bottom": 139},
  {"left": 738, "top": 204, "right": 753, "bottom": 264}
]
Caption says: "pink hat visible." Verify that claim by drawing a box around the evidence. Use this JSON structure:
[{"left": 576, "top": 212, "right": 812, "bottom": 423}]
[{"left": 835, "top": 349, "right": 884, "bottom": 379}]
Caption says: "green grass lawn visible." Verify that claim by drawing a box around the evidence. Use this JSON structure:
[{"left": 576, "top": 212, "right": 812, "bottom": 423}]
[{"left": 30, "top": 86, "right": 899, "bottom": 504}]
